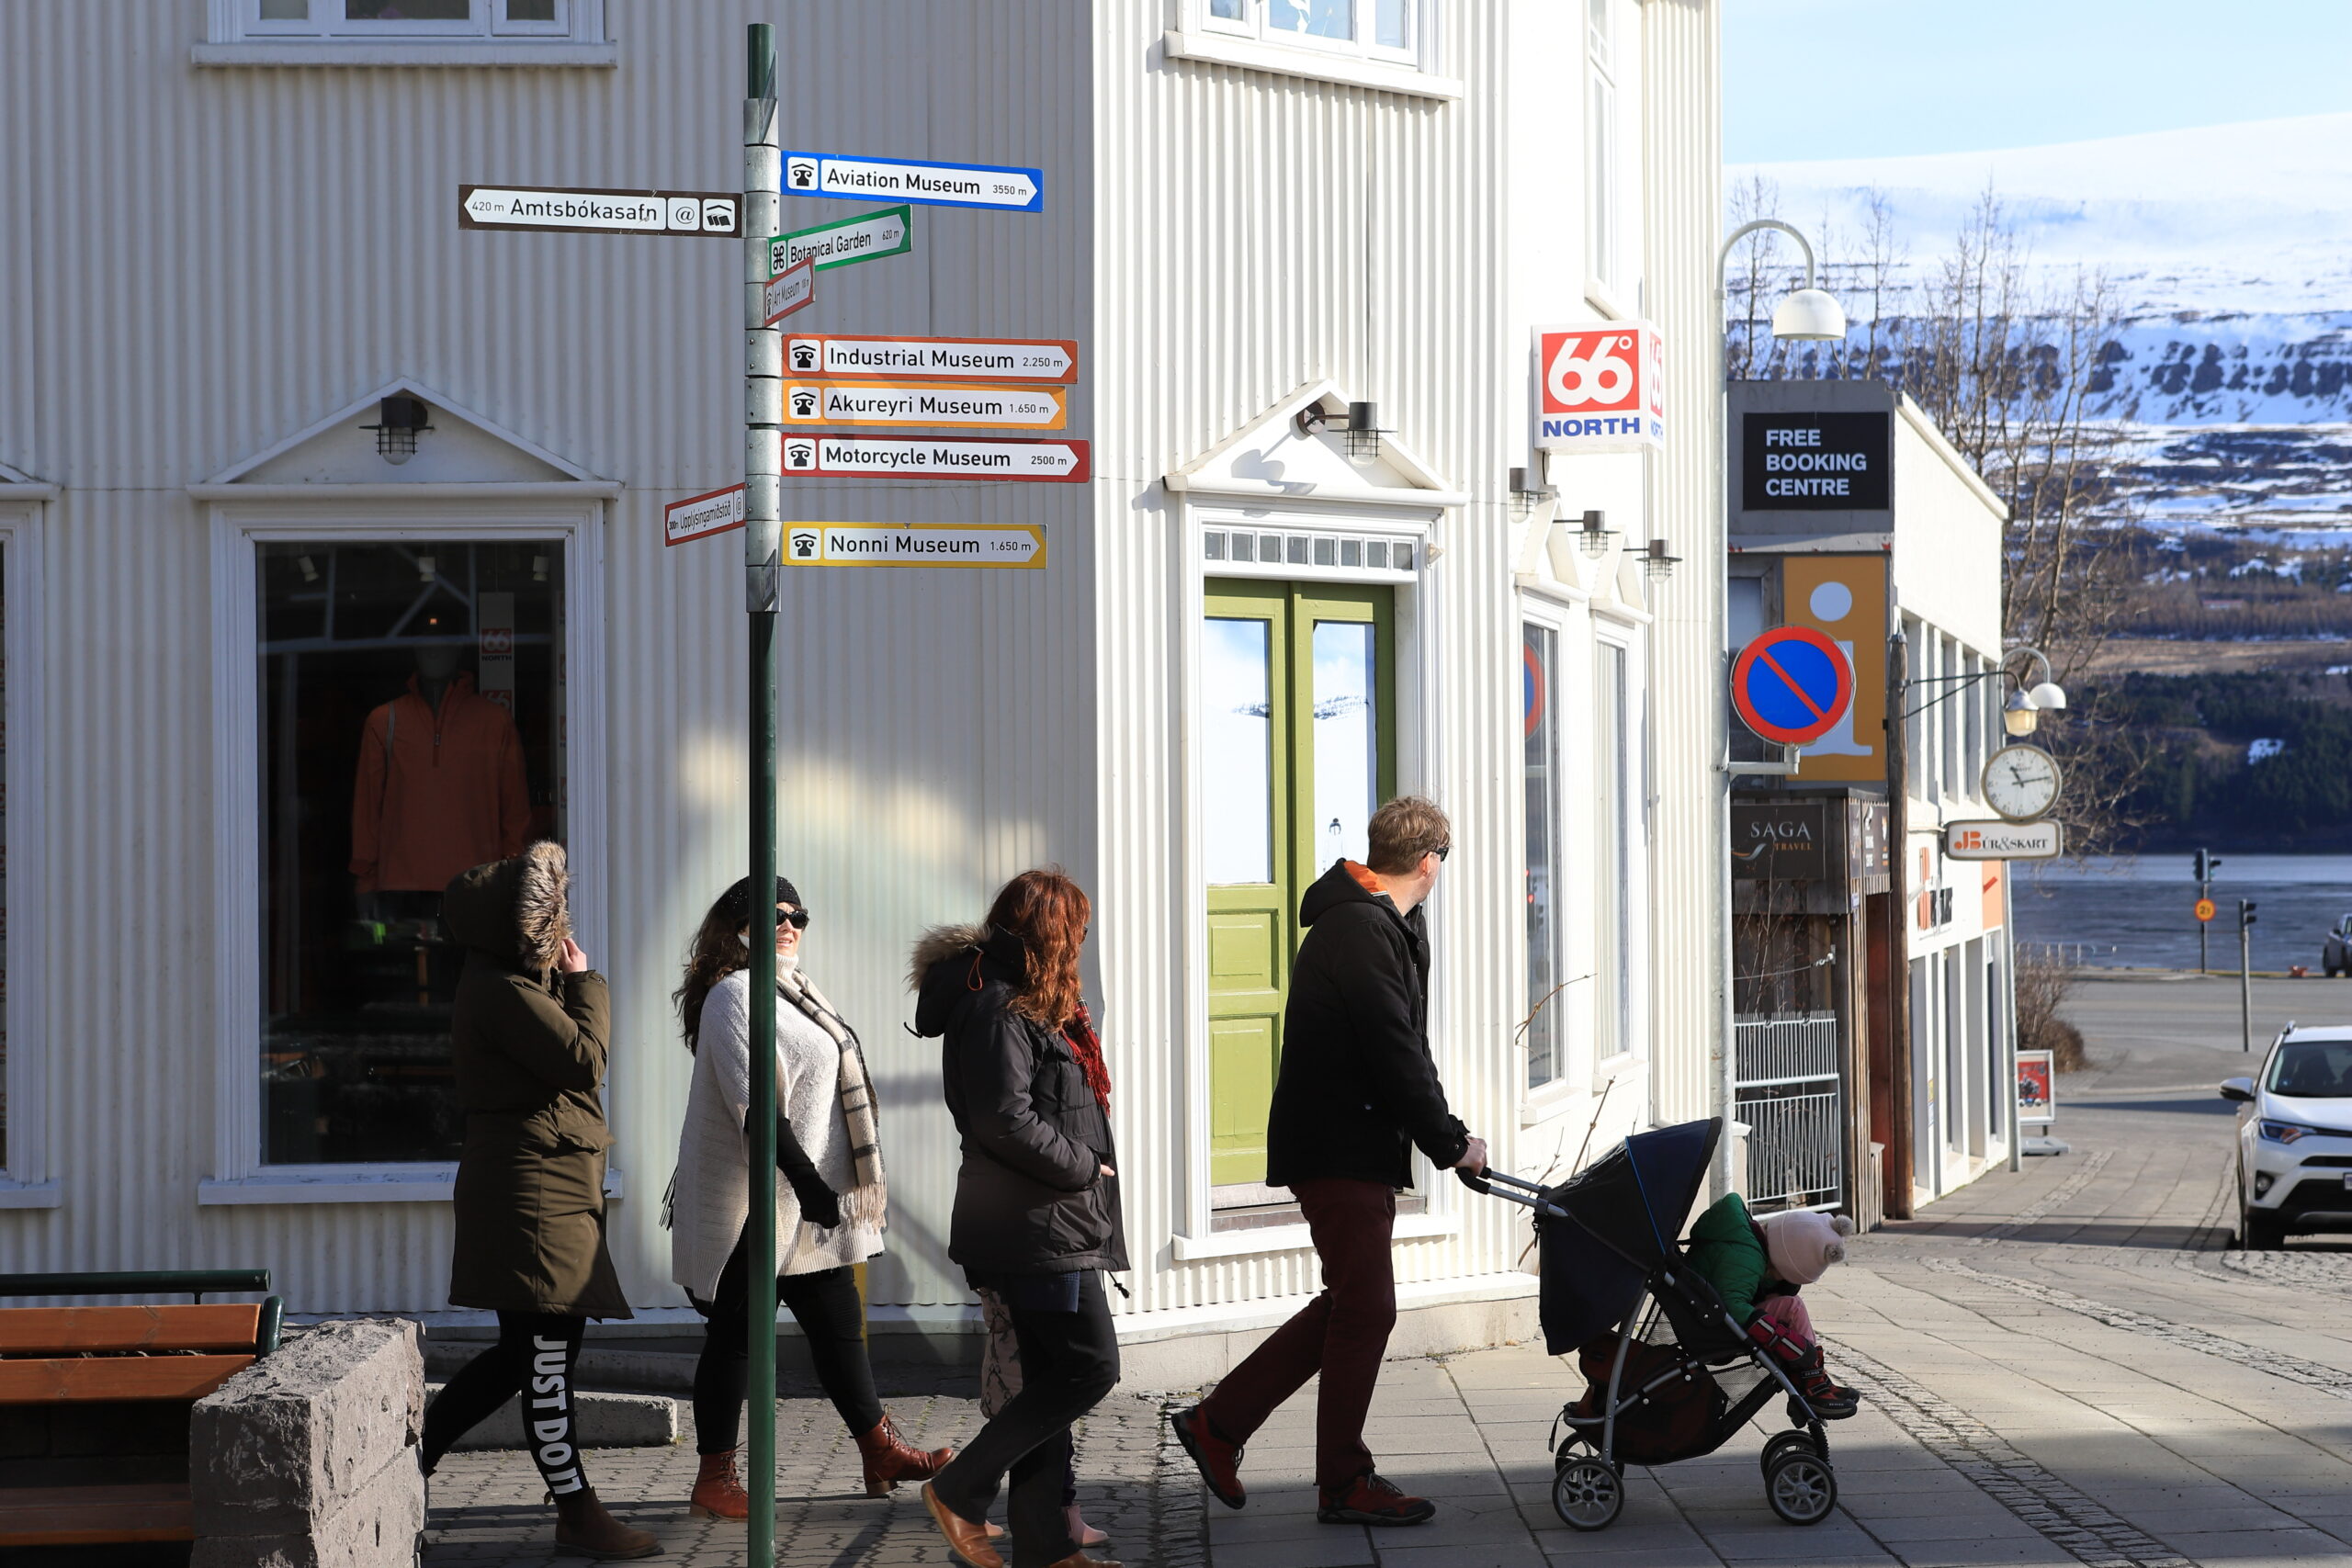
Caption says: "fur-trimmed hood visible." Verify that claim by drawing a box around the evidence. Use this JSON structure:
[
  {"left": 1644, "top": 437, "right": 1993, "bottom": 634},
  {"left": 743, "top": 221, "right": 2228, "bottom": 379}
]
[
  {"left": 907, "top": 923, "right": 985, "bottom": 993},
  {"left": 443, "top": 841, "right": 571, "bottom": 973},
  {"left": 910, "top": 921, "right": 1029, "bottom": 1039}
]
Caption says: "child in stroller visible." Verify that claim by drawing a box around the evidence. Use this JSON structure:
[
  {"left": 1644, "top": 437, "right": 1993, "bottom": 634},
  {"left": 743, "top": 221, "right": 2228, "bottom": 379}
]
[{"left": 1684, "top": 1194, "right": 1859, "bottom": 1419}]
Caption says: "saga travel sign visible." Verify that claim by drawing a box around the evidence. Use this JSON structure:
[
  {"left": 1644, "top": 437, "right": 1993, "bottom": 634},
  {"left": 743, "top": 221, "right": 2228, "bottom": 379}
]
[
  {"left": 780, "top": 150, "right": 1044, "bottom": 214},
  {"left": 782, "top": 381, "right": 1067, "bottom": 431}
]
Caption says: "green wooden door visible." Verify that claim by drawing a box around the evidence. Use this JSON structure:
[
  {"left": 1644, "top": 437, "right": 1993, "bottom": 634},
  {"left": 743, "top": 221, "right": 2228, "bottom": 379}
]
[{"left": 1203, "top": 580, "right": 1395, "bottom": 1195}]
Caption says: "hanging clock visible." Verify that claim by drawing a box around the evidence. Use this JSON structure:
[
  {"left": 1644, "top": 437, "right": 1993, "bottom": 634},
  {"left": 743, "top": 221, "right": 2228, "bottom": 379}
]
[{"left": 1982, "top": 743, "right": 2063, "bottom": 823}]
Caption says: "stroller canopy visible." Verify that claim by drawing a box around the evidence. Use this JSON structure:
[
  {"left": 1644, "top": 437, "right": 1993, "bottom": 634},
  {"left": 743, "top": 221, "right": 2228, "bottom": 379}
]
[{"left": 1535, "top": 1117, "right": 1721, "bottom": 1355}]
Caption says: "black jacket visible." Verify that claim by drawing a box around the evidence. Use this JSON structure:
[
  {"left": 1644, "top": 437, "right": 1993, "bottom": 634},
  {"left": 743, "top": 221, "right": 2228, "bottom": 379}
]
[
  {"left": 913, "top": 927, "right": 1128, "bottom": 1275},
  {"left": 1265, "top": 860, "right": 1470, "bottom": 1190}
]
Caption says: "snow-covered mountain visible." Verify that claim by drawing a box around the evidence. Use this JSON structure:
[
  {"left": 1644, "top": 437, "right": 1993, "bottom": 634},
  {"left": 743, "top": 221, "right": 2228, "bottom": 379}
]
[{"left": 1735, "top": 115, "right": 2352, "bottom": 527}]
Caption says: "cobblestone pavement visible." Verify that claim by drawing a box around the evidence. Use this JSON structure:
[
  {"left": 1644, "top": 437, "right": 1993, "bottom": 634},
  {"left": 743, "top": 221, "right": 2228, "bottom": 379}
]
[{"left": 428, "top": 970, "right": 2352, "bottom": 1567}]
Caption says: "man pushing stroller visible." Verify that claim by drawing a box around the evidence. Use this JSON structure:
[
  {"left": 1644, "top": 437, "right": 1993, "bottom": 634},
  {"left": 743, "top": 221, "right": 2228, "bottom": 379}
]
[{"left": 1684, "top": 1193, "right": 1860, "bottom": 1420}]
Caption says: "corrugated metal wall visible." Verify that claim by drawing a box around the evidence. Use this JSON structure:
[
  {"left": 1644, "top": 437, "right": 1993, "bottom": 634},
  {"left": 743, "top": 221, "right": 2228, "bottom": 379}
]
[
  {"left": 0, "top": 0, "right": 1091, "bottom": 1312},
  {"left": 1638, "top": 0, "right": 1726, "bottom": 1131},
  {"left": 0, "top": 0, "right": 1720, "bottom": 1321}
]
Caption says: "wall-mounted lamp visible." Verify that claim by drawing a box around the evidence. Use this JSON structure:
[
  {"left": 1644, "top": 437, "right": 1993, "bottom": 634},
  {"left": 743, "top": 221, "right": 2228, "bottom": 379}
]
[
  {"left": 1508, "top": 466, "right": 1556, "bottom": 517},
  {"left": 1343, "top": 400, "right": 1389, "bottom": 463},
  {"left": 1641, "top": 537, "right": 1680, "bottom": 579},
  {"left": 1295, "top": 402, "right": 1333, "bottom": 438},
  {"left": 1576, "top": 509, "right": 1617, "bottom": 558},
  {"left": 364, "top": 395, "right": 434, "bottom": 466},
  {"left": 532, "top": 553, "right": 550, "bottom": 584},
  {"left": 2000, "top": 646, "right": 2069, "bottom": 735},
  {"left": 416, "top": 553, "right": 437, "bottom": 583},
  {"left": 297, "top": 554, "right": 319, "bottom": 583}
]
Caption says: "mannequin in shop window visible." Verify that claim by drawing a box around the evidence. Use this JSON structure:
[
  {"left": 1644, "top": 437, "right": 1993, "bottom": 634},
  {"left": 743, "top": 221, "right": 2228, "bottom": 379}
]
[{"left": 351, "top": 644, "right": 533, "bottom": 946}]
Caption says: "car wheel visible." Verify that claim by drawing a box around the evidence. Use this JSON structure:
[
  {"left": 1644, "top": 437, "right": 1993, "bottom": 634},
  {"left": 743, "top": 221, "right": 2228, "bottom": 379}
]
[{"left": 2242, "top": 1182, "right": 2288, "bottom": 1250}]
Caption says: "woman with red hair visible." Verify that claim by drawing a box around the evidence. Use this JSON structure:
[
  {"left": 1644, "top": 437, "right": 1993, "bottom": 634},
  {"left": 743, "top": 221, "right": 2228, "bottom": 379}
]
[{"left": 908, "top": 870, "right": 1125, "bottom": 1568}]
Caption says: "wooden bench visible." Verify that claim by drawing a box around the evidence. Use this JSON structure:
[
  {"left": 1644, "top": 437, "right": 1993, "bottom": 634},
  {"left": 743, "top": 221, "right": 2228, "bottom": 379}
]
[{"left": 0, "top": 1269, "right": 283, "bottom": 1548}]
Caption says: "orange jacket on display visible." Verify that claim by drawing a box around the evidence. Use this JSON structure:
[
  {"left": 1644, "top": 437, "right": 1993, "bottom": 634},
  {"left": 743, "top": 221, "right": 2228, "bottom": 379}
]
[{"left": 350, "top": 673, "right": 532, "bottom": 895}]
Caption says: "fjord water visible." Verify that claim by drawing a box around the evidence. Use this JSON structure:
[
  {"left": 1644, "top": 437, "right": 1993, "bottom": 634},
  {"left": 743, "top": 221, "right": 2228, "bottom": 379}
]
[{"left": 2014, "top": 853, "right": 2352, "bottom": 971}]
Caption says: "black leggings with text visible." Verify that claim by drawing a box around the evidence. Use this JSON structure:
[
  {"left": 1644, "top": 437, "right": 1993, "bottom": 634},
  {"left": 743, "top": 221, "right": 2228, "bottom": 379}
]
[{"left": 420, "top": 1312, "right": 590, "bottom": 1496}]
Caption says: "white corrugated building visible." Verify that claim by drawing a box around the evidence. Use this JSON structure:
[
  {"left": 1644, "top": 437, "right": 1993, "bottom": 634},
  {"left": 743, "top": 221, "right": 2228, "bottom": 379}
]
[{"left": 0, "top": 0, "right": 1724, "bottom": 1373}]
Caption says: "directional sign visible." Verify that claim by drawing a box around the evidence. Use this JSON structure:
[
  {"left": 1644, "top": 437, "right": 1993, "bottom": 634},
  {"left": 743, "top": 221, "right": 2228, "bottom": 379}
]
[
  {"left": 2196, "top": 897, "right": 2218, "bottom": 923},
  {"left": 783, "top": 523, "right": 1046, "bottom": 569},
  {"left": 1945, "top": 820, "right": 2064, "bottom": 862},
  {"left": 458, "top": 185, "right": 741, "bottom": 238},
  {"left": 762, "top": 258, "right": 815, "bottom": 326},
  {"left": 784, "top": 333, "right": 1078, "bottom": 385},
  {"left": 784, "top": 434, "right": 1089, "bottom": 482},
  {"left": 783, "top": 380, "right": 1067, "bottom": 431},
  {"left": 1731, "top": 625, "right": 1854, "bottom": 747},
  {"left": 663, "top": 484, "right": 747, "bottom": 547},
  {"left": 781, "top": 150, "right": 1043, "bottom": 214},
  {"left": 769, "top": 207, "right": 913, "bottom": 274}
]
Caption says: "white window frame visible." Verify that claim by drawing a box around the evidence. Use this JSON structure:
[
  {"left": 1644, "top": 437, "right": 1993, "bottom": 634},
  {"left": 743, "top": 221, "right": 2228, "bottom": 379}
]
[
  {"left": 1169, "top": 499, "right": 1453, "bottom": 1260},
  {"left": 1584, "top": 0, "right": 1620, "bottom": 297},
  {"left": 198, "top": 502, "right": 607, "bottom": 1205},
  {"left": 0, "top": 496, "right": 54, "bottom": 1208},
  {"left": 1166, "top": 0, "right": 1461, "bottom": 99},
  {"left": 1589, "top": 615, "right": 1649, "bottom": 1097},
  {"left": 1518, "top": 597, "right": 1575, "bottom": 1111},
  {"left": 199, "top": 0, "right": 613, "bottom": 65}
]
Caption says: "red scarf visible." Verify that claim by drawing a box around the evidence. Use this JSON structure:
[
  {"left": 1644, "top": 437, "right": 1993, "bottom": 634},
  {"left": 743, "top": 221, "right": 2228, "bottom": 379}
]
[{"left": 1063, "top": 1006, "right": 1113, "bottom": 1111}]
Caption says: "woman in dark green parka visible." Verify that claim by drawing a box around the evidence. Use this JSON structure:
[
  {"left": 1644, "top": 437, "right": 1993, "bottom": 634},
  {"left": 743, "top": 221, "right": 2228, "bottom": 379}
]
[{"left": 418, "top": 842, "right": 658, "bottom": 1559}]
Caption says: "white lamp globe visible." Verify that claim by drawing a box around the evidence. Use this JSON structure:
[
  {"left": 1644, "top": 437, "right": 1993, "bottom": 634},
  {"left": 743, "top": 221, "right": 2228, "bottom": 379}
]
[
  {"left": 1771, "top": 288, "right": 1849, "bottom": 342},
  {"left": 2028, "top": 681, "right": 2068, "bottom": 712}
]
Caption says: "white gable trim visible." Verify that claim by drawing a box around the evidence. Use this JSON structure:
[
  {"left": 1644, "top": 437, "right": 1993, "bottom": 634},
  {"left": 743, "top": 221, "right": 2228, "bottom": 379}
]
[
  {"left": 200, "top": 378, "right": 609, "bottom": 488},
  {"left": 1164, "top": 380, "right": 1468, "bottom": 508},
  {"left": 0, "top": 460, "right": 58, "bottom": 501}
]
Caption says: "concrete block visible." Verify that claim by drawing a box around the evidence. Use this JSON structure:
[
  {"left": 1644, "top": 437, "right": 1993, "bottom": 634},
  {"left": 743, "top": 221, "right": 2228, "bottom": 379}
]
[
  {"left": 426, "top": 1383, "right": 680, "bottom": 1450},
  {"left": 191, "top": 1318, "right": 424, "bottom": 1568}
]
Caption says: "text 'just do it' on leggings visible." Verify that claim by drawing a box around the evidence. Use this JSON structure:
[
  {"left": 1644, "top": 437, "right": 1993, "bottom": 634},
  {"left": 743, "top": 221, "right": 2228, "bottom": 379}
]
[{"left": 420, "top": 1312, "right": 589, "bottom": 1495}]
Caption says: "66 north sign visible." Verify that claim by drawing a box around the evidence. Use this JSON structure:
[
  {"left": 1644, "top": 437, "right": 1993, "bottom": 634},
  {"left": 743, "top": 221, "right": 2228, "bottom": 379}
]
[{"left": 1532, "top": 321, "right": 1664, "bottom": 454}]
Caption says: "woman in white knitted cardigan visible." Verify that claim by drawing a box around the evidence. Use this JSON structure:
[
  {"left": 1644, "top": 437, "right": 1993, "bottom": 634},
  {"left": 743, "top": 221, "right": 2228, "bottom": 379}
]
[{"left": 668, "top": 875, "right": 951, "bottom": 1520}]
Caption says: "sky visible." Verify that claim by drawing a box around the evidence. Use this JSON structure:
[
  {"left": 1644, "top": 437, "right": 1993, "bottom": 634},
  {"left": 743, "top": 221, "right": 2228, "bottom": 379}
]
[{"left": 1724, "top": 1, "right": 2352, "bottom": 164}]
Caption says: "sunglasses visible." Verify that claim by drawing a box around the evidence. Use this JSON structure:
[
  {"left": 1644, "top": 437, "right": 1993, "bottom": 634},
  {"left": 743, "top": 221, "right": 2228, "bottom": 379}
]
[
  {"left": 1432, "top": 845, "right": 1451, "bottom": 862},
  {"left": 776, "top": 908, "right": 812, "bottom": 930}
]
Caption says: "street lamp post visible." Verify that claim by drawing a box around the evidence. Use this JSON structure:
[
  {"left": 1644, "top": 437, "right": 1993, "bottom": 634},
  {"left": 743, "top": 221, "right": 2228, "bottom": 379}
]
[{"left": 1713, "top": 221, "right": 1845, "bottom": 1205}]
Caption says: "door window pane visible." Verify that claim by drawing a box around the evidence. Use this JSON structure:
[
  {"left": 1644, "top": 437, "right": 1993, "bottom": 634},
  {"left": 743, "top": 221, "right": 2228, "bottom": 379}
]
[
  {"left": 1204, "top": 618, "right": 1274, "bottom": 886},
  {"left": 1211, "top": 0, "right": 1247, "bottom": 16},
  {"left": 346, "top": 0, "right": 472, "bottom": 17},
  {"left": 259, "top": 541, "right": 564, "bottom": 1164},
  {"left": 1270, "top": 0, "right": 1353, "bottom": 39},
  {"left": 1523, "top": 625, "right": 1561, "bottom": 1089},
  {"left": 1312, "top": 621, "right": 1377, "bottom": 870},
  {"left": 1374, "top": 0, "right": 1408, "bottom": 47}
]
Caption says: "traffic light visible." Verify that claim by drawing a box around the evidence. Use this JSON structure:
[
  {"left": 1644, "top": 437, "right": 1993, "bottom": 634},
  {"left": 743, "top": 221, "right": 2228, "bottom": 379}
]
[
  {"left": 2193, "top": 849, "right": 2207, "bottom": 883},
  {"left": 2242, "top": 898, "right": 2258, "bottom": 930},
  {"left": 2195, "top": 848, "right": 2222, "bottom": 885}
]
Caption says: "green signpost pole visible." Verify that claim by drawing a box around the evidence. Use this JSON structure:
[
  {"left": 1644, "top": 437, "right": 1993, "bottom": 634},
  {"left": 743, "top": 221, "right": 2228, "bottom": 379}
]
[{"left": 742, "top": 22, "right": 782, "bottom": 1568}]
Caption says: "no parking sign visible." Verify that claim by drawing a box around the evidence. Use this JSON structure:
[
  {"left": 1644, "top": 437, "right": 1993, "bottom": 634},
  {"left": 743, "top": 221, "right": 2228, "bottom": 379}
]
[{"left": 1732, "top": 626, "right": 1854, "bottom": 747}]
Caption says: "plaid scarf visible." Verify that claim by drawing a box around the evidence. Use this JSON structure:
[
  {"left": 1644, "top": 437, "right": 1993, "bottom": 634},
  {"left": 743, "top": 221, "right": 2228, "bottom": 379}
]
[{"left": 778, "top": 968, "right": 888, "bottom": 1231}]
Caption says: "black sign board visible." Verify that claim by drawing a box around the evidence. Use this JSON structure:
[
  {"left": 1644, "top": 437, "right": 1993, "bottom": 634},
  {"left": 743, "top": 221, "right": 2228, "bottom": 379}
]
[
  {"left": 1742, "top": 412, "right": 1891, "bottom": 512},
  {"left": 1732, "top": 802, "right": 1831, "bottom": 880}
]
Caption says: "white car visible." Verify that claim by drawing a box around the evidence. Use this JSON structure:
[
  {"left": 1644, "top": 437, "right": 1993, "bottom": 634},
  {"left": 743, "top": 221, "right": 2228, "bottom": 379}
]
[{"left": 2223, "top": 1022, "right": 2352, "bottom": 1248}]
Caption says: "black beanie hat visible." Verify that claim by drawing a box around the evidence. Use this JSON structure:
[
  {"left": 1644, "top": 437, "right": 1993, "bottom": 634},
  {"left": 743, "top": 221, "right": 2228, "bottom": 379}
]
[{"left": 717, "top": 874, "right": 803, "bottom": 926}]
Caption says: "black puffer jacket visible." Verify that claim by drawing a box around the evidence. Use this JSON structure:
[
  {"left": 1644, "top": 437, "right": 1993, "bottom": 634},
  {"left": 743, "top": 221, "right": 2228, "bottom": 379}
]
[
  {"left": 1265, "top": 860, "right": 1470, "bottom": 1190},
  {"left": 911, "top": 925, "right": 1128, "bottom": 1275}
]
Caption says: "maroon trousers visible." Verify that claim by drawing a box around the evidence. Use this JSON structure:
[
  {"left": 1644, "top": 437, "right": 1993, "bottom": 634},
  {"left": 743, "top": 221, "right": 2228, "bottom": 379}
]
[{"left": 1198, "top": 1177, "right": 1397, "bottom": 1490}]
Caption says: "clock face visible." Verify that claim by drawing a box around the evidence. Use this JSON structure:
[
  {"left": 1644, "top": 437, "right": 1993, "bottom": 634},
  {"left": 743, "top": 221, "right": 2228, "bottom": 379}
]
[{"left": 1983, "top": 744, "right": 2063, "bottom": 823}]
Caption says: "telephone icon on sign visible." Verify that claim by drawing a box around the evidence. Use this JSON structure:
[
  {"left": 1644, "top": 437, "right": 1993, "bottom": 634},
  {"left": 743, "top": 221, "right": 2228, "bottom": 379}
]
[
  {"left": 786, "top": 157, "right": 818, "bottom": 189},
  {"left": 789, "top": 341, "right": 820, "bottom": 371},
  {"left": 789, "top": 528, "right": 820, "bottom": 560},
  {"left": 785, "top": 439, "right": 816, "bottom": 470}
]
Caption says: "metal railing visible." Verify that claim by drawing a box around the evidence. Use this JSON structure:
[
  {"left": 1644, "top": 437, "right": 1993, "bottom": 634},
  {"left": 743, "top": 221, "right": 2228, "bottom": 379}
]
[{"left": 1734, "top": 1012, "right": 1842, "bottom": 1210}]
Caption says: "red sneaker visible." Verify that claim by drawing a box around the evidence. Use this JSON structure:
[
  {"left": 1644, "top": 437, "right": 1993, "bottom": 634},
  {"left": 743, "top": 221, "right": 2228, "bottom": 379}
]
[
  {"left": 1169, "top": 1404, "right": 1246, "bottom": 1510},
  {"left": 1317, "top": 1472, "right": 1435, "bottom": 1527}
]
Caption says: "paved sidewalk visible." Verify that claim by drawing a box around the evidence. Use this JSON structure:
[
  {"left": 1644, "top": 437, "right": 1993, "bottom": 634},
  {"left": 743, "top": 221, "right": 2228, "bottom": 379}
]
[{"left": 426, "top": 970, "right": 2352, "bottom": 1567}]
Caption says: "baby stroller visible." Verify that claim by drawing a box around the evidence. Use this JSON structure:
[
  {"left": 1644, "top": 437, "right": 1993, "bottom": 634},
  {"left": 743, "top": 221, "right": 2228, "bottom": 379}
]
[{"left": 1460, "top": 1116, "right": 1838, "bottom": 1531}]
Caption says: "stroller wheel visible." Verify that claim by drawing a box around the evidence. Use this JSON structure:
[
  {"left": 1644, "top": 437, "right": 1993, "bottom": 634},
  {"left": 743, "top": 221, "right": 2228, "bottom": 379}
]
[
  {"left": 1759, "top": 1429, "right": 1818, "bottom": 1473},
  {"left": 1764, "top": 1448, "right": 1838, "bottom": 1526},
  {"left": 1552, "top": 1459, "right": 1623, "bottom": 1531}
]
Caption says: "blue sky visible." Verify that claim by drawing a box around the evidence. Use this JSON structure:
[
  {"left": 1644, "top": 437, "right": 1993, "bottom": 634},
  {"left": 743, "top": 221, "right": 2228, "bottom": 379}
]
[{"left": 1725, "top": 1, "right": 2352, "bottom": 164}]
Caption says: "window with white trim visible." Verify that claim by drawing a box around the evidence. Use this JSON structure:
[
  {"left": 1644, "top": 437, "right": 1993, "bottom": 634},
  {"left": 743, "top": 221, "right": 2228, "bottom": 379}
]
[
  {"left": 1586, "top": 0, "right": 1618, "bottom": 290},
  {"left": 1594, "top": 637, "right": 1634, "bottom": 1060},
  {"left": 225, "top": 0, "right": 593, "bottom": 41},
  {"left": 1195, "top": 0, "right": 1431, "bottom": 68}
]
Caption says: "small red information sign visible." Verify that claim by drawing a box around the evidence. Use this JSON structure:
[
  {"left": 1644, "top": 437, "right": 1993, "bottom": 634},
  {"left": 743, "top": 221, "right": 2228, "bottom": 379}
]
[{"left": 2195, "top": 897, "right": 2218, "bottom": 922}]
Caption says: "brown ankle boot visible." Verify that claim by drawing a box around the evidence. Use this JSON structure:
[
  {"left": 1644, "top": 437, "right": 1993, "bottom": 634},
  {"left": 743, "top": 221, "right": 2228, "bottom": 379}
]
[
  {"left": 855, "top": 1413, "right": 954, "bottom": 1495},
  {"left": 552, "top": 1487, "right": 662, "bottom": 1558},
  {"left": 688, "top": 1450, "right": 750, "bottom": 1521}
]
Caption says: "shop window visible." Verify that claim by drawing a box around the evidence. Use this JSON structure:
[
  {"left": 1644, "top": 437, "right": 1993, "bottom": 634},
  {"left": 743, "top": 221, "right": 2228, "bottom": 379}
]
[
  {"left": 1523, "top": 623, "right": 1564, "bottom": 1089},
  {"left": 1594, "top": 640, "right": 1632, "bottom": 1058},
  {"left": 257, "top": 541, "right": 565, "bottom": 1165}
]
